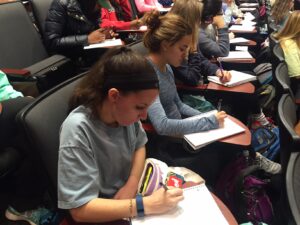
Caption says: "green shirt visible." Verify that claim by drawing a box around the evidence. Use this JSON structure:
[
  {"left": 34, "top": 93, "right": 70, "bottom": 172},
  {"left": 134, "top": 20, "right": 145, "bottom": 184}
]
[{"left": 0, "top": 70, "right": 23, "bottom": 101}]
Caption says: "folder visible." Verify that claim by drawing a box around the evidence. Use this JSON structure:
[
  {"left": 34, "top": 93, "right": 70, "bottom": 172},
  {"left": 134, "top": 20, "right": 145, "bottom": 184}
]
[
  {"left": 207, "top": 70, "right": 256, "bottom": 87},
  {"left": 183, "top": 117, "right": 245, "bottom": 150}
]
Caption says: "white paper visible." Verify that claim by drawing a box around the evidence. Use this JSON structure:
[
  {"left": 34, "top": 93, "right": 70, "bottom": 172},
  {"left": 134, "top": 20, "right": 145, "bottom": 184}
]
[
  {"left": 240, "top": 7, "right": 256, "bottom": 11},
  {"left": 240, "top": 3, "right": 259, "bottom": 7},
  {"left": 132, "top": 184, "right": 229, "bottom": 225},
  {"left": 241, "top": 20, "right": 256, "bottom": 26},
  {"left": 184, "top": 117, "right": 245, "bottom": 150},
  {"left": 229, "top": 25, "right": 255, "bottom": 32},
  {"left": 244, "top": 12, "right": 255, "bottom": 21},
  {"left": 207, "top": 70, "right": 256, "bottom": 87},
  {"left": 84, "top": 39, "right": 123, "bottom": 49},
  {"left": 219, "top": 51, "right": 253, "bottom": 61},
  {"left": 235, "top": 46, "right": 248, "bottom": 51},
  {"left": 159, "top": 7, "right": 171, "bottom": 12},
  {"left": 230, "top": 37, "right": 250, "bottom": 44}
]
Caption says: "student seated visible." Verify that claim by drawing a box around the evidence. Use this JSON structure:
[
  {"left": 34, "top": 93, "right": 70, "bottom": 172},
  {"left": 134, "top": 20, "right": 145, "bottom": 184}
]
[
  {"left": 143, "top": 12, "right": 226, "bottom": 136},
  {"left": 99, "top": 0, "right": 147, "bottom": 30},
  {"left": 199, "top": 0, "right": 232, "bottom": 58},
  {"left": 58, "top": 47, "right": 183, "bottom": 223},
  {"left": 45, "top": 0, "right": 115, "bottom": 67},
  {"left": 222, "top": 0, "right": 243, "bottom": 26},
  {"left": 274, "top": 11, "right": 300, "bottom": 79},
  {"left": 170, "top": 0, "right": 232, "bottom": 87}
]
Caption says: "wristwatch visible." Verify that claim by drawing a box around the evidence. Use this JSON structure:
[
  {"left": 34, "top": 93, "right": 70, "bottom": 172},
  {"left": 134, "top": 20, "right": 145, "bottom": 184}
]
[{"left": 136, "top": 194, "right": 145, "bottom": 217}]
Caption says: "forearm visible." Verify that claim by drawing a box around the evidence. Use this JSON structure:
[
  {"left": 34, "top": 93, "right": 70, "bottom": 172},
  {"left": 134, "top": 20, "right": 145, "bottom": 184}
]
[
  {"left": 126, "top": 147, "right": 146, "bottom": 190},
  {"left": 70, "top": 198, "right": 137, "bottom": 222}
]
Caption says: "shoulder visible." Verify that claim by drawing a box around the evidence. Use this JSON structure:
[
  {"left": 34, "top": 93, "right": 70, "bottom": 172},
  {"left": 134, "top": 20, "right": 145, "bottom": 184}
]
[{"left": 281, "top": 39, "right": 297, "bottom": 51}]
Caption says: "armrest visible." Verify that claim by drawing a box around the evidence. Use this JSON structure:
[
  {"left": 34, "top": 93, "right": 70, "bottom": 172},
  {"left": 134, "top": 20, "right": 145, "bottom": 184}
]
[{"left": 1, "top": 68, "right": 31, "bottom": 77}]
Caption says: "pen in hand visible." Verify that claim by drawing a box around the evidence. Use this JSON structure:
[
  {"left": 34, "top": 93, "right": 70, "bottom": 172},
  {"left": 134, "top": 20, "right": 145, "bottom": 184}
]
[
  {"left": 217, "top": 99, "right": 222, "bottom": 112},
  {"left": 160, "top": 182, "right": 169, "bottom": 191},
  {"left": 217, "top": 57, "right": 225, "bottom": 80}
]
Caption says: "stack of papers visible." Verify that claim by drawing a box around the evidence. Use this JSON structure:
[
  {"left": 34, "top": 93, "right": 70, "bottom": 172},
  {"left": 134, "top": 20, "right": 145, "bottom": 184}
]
[
  {"left": 244, "top": 12, "right": 255, "bottom": 21},
  {"left": 132, "top": 184, "right": 229, "bottom": 225},
  {"left": 184, "top": 117, "right": 245, "bottom": 150},
  {"left": 208, "top": 70, "right": 256, "bottom": 87},
  {"left": 84, "top": 39, "right": 123, "bottom": 49},
  {"left": 219, "top": 51, "right": 253, "bottom": 61}
]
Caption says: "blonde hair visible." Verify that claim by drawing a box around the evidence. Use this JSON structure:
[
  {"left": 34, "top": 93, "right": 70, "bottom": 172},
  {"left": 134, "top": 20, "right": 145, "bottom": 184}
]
[
  {"left": 271, "top": 0, "right": 293, "bottom": 25},
  {"left": 143, "top": 11, "right": 192, "bottom": 53},
  {"left": 170, "top": 0, "right": 203, "bottom": 49},
  {"left": 274, "top": 11, "right": 300, "bottom": 49}
]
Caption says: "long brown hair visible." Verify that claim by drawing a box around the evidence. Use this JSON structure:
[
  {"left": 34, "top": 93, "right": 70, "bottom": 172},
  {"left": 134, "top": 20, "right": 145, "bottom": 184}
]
[
  {"left": 274, "top": 10, "right": 300, "bottom": 49},
  {"left": 271, "top": 0, "right": 293, "bottom": 25},
  {"left": 170, "top": 0, "right": 204, "bottom": 49},
  {"left": 143, "top": 12, "right": 193, "bottom": 53},
  {"left": 69, "top": 47, "right": 159, "bottom": 116}
]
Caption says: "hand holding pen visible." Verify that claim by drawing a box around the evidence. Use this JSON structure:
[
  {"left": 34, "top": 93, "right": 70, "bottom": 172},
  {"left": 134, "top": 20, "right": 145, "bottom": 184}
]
[
  {"left": 215, "top": 99, "right": 227, "bottom": 128},
  {"left": 216, "top": 58, "right": 232, "bottom": 83}
]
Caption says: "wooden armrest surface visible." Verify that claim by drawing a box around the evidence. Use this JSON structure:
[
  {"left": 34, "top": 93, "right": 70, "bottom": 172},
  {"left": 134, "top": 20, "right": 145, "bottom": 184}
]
[{"left": 2, "top": 68, "right": 31, "bottom": 77}]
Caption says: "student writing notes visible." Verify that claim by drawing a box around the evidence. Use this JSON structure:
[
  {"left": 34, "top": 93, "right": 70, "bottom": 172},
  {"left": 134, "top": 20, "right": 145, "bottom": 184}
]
[
  {"left": 142, "top": 12, "right": 227, "bottom": 137},
  {"left": 58, "top": 47, "right": 183, "bottom": 223}
]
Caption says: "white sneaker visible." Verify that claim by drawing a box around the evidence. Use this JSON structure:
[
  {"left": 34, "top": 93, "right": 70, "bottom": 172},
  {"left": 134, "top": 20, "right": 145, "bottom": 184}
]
[{"left": 256, "top": 152, "right": 281, "bottom": 174}]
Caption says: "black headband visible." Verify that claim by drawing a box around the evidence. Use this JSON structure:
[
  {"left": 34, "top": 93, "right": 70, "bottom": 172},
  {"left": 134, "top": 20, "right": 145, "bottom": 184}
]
[{"left": 103, "top": 73, "right": 159, "bottom": 92}]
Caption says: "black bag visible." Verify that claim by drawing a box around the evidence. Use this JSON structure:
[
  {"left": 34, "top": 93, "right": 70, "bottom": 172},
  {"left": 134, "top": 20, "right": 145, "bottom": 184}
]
[{"left": 27, "top": 55, "right": 75, "bottom": 93}]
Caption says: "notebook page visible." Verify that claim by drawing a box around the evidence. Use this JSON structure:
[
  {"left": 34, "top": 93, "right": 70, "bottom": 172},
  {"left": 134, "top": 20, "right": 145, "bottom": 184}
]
[
  {"left": 229, "top": 25, "right": 255, "bottom": 32},
  {"left": 220, "top": 51, "right": 253, "bottom": 61},
  {"left": 84, "top": 39, "right": 123, "bottom": 49},
  {"left": 230, "top": 37, "right": 250, "bottom": 44},
  {"left": 184, "top": 117, "right": 245, "bottom": 149},
  {"left": 131, "top": 184, "right": 229, "bottom": 225}
]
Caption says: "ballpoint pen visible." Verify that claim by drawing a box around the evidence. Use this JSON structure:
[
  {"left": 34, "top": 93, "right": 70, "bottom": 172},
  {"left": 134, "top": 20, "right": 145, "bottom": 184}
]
[
  {"left": 217, "top": 99, "right": 222, "bottom": 112},
  {"left": 160, "top": 182, "right": 169, "bottom": 191},
  {"left": 217, "top": 57, "right": 225, "bottom": 79}
]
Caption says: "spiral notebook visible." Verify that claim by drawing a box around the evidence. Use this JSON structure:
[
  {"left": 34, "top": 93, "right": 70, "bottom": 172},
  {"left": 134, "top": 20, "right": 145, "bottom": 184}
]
[
  {"left": 207, "top": 70, "right": 256, "bottom": 87},
  {"left": 131, "top": 184, "right": 229, "bottom": 225}
]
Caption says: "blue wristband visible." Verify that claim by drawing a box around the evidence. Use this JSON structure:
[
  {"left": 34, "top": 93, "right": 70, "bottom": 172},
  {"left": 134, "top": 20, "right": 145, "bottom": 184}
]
[{"left": 135, "top": 194, "right": 145, "bottom": 217}]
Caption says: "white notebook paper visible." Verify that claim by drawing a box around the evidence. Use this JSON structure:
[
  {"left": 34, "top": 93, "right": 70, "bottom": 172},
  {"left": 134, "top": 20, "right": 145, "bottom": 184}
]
[
  {"left": 219, "top": 51, "right": 253, "bottom": 61},
  {"left": 240, "top": 3, "right": 259, "bottom": 7},
  {"left": 183, "top": 117, "right": 245, "bottom": 150},
  {"left": 84, "top": 39, "right": 123, "bottom": 49},
  {"left": 240, "top": 7, "right": 256, "bottom": 11},
  {"left": 230, "top": 37, "right": 250, "bottom": 44},
  {"left": 229, "top": 25, "right": 255, "bottom": 32},
  {"left": 131, "top": 184, "right": 229, "bottom": 225},
  {"left": 244, "top": 12, "right": 255, "bottom": 21},
  {"left": 207, "top": 70, "right": 256, "bottom": 87}
]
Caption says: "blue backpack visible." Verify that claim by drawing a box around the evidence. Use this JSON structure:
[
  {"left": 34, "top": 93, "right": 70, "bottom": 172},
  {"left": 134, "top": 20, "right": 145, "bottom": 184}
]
[{"left": 251, "top": 126, "right": 280, "bottom": 160}]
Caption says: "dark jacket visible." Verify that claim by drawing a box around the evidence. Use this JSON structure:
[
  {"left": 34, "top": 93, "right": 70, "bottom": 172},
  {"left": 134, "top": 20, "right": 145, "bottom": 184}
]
[
  {"left": 171, "top": 50, "right": 219, "bottom": 86},
  {"left": 45, "top": 0, "right": 100, "bottom": 60}
]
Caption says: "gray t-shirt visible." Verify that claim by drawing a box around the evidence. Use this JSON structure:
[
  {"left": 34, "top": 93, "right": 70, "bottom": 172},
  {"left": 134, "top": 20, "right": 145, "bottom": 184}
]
[{"left": 58, "top": 105, "right": 148, "bottom": 209}]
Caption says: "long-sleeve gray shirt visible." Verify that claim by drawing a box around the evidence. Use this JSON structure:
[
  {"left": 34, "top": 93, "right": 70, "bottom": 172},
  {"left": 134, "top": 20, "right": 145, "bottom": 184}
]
[
  {"left": 147, "top": 63, "right": 219, "bottom": 136},
  {"left": 198, "top": 26, "right": 230, "bottom": 59}
]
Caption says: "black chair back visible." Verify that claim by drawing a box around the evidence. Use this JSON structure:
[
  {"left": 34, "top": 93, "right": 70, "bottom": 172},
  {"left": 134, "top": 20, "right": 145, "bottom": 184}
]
[
  {"left": 30, "top": 0, "right": 53, "bottom": 41},
  {"left": 286, "top": 151, "right": 300, "bottom": 225},
  {"left": 0, "top": 1, "right": 48, "bottom": 69},
  {"left": 17, "top": 73, "right": 86, "bottom": 200},
  {"left": 278, "top": 94, "right": 300, "bottom": 174},
  {"left": 275, "top": 62, "right": 293, "bottom": 101},
  {"left": 127, "top": 40, "right": 149, "bottom": 56}
]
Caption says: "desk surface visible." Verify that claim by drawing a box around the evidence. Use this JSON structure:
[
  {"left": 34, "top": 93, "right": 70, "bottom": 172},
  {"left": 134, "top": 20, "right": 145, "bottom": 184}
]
[
  {"left": 230, "top": 40, "right": 257, "bottom": 46},
  {"left": 177, "top": 81, "right": 255, "bottom": 94},
  {"left": 207, "top": 81, "right": 255, "bottom": 94},
  {"left": 220, "top": 115, "right": 251, "bottom": 146}
]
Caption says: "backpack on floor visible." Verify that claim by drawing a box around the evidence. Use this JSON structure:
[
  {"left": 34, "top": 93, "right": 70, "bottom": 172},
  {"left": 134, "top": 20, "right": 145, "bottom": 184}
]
[
  {"left": 256, "top": 84, "right": 276, "bottom": 116},
  {"left": 253, "top": 63, "right": 272, "bottom": 85},
  {"left": 215, "top": 152, "right": 274, "bottom": 225},
  {"left": 251, "top": 126, "right": 280, "bottom": 160}
]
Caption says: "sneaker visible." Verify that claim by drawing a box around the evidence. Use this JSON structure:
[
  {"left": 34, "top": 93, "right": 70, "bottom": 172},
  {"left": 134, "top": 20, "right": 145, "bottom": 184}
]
[
  {"left": 5, "top": 206, "right": 51, "bottom": 225},
  {"left": 255, "top": 152, "right": 281, "bottom": 174}
]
